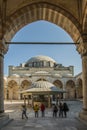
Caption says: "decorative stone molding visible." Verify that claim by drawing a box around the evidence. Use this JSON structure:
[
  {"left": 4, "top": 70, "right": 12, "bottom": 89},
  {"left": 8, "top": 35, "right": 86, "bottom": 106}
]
[
  {"left": 0, "top": 39, "right": 8, "bottom": 56},
  {"left": 76, "top": 42, "right": 87, "bottom": 56}
]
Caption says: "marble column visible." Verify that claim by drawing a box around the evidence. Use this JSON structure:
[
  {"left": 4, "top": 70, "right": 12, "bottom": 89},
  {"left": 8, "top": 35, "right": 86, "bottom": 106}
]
[
  {"left": 77, "top": 42, "right": 87, "bottom": 120},
  {"left": 0, "top": 51, "right": 4, "bottom": 113},
  {"left": 0, "top": 40, "right": 10, "bottom": 128},
  {"left": 82, "top": 54, "right": 87, "bottom": 110}
]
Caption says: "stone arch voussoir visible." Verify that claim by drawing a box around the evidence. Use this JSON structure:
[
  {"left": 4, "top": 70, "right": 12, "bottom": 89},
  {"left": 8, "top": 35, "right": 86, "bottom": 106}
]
[
  {"left": 53, "top": 79, "right": 63, "bottom": 89},
  {"left": 4, "top": 2, "right": 81, "bottom": 43},
  {"left": 82, "top": 3, "right": 87, "bottom": 33}
]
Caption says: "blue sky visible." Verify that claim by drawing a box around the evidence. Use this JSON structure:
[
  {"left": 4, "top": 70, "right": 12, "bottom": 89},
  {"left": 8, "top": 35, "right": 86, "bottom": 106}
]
[{"left": 4, "top": 20, "right": 82, "bottom": 76}]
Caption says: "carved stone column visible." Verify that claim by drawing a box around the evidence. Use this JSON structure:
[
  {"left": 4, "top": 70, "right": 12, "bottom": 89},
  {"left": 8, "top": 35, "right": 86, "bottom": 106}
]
[
  {"left": 0, "top": 39, "right": 8, "bottom": 114},
  {"left": 77, "top": 42, "right": 87, "bottom": 120},
  {"left": 0, "top": 49, "right": 4, "bottom": 113},
  {"left": 0, "top": 40, "right": 10, "bottom": 128}
]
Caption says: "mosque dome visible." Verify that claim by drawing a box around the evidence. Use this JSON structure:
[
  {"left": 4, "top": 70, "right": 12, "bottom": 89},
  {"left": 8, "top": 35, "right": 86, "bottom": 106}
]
[
  {"left": 25, "top": 55, "right": 56, "bottom": 67},
  {"left": 26, "top": 55, "right": 56, "bottom": 63}
]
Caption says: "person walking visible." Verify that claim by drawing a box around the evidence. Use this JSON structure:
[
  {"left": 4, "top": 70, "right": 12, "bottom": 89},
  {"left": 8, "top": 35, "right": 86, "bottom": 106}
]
[
  {"left": 21, "top": 105, "right": 28, "bottom": 119},
  {"left": 33, "top": 104, "right": 39, "bottom": 117},
  {"left": 53, "top": 104, "right": 58, "bottom": 117},
  {"left": 63, "top": 102, "right": 69, "bottom": 118},
  {"left": 40, "top": 103, "right": 45, "bottom": 117}
]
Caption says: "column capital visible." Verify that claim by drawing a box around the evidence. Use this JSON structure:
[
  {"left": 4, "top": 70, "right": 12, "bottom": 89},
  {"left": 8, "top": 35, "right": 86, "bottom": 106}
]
[
  {"left": 77, "top": 42, "right": 87, "bottom": 56},
  {"left": 0, "top": 39, "right": 8, "bottom": 56}
]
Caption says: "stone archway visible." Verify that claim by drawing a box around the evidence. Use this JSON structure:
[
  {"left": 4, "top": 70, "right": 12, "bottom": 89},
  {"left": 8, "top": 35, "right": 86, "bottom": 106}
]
[
  {"left": 53, "top": 80, "right": 63, "bottom": 89},
  {"left": 65, "top": 80, "right": 76, "bottom": 99},
  {"left": 53, "top": 79, "right": 63, "bottom": 99},
  {"left": 4, "top": 2, "right": 81, "bottom": 42},
  {"left": 20, "top": 80, "right": 31, "bottom": 99},
  {"left": 0, "top": 0, "right": 87, "bottom": 123},
  {"left": 21, "top": 80, "right": 31, "bottom": 90},
  {"left": 7, "top": 80, "right": 18, "bottom": 100}
]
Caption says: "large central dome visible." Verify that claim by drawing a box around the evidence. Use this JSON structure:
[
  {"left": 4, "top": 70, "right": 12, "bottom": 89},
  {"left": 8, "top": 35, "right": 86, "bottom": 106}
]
[
  {"left": 25, "top": 55, "right": 56, "bottom": 67},
  {"left": 26, "top": 55, "right": 56, "bottom": 63}
]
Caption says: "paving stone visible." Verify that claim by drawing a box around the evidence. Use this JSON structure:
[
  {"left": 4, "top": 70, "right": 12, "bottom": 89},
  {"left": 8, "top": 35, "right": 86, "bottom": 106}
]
[{"left": 1, "top": 100, "right": 87, "bottom": 130}]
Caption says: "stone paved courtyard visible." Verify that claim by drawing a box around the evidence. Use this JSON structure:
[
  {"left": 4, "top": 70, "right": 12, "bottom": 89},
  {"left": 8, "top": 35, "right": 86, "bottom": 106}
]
[{"left": 1, "top": 100, "right": 87, "bottom": 130}]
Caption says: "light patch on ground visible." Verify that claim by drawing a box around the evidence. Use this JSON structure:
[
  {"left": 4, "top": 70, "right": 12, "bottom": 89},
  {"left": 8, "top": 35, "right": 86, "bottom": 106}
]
[{"left": 5, "top": 110, "right": 14, "bottom": 113}]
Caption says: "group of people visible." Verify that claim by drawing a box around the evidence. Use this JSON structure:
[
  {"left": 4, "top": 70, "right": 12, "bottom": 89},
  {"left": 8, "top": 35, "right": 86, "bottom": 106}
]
[
  {"left": 53, "top": 102, "right": 69, "bottom": 118},
  {"left": 21, "top": 103, "right": 45, "bottom": 119},
  {"left": 33, "top": 103, "right": 45, "bottom": 118},
  {"left": 21, "top": 102, "right": 69, "bottom": 119}
]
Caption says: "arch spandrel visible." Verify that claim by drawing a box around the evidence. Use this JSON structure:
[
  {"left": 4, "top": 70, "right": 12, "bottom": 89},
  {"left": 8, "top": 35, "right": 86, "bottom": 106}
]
[
  {"left": 5, "top": 0, "right": 82, "bottom": 21},
  {"left": 3, "top": 2, "right": 81, "bottom": 43}
]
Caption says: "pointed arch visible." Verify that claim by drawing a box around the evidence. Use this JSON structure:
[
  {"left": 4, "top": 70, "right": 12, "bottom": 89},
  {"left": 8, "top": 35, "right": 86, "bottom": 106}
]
[
  {"left": 7, "top": 80, "right": 18, "bottom": 100},
  {"left": 4, "top": 2, "right": 81, "bottom": 42},
  {"left": 65, "top": 80, "right": 76, "bottom": 99},
  {"left": 21, "top": 80, "right": 31, "bottom": 90},
  {"left": 53, "top": 80, "right": 63, "bottom": 89}
]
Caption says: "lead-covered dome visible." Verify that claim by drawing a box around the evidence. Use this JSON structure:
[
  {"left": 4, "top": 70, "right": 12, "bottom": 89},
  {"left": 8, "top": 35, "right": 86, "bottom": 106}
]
[{"left": 25, "top": 55, "right": 56, "bottom": 67}]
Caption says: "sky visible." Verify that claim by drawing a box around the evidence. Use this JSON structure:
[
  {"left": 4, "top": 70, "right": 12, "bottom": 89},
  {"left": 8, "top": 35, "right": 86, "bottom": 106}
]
[{"left": 4, "top": 20, "right": 82, "bottom": 76}]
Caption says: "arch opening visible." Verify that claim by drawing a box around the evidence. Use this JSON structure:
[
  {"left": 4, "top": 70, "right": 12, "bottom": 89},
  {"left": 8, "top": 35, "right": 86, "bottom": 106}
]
[{"left": 4, "top": 2, "right": 81, "bottom": 43}]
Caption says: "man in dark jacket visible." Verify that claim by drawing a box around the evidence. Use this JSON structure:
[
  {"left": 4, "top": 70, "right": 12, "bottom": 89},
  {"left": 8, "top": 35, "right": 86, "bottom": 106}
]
[
  {"left": 63, "top": 102, "right": 69, "bottom": 117},
  {"left": 53, "top": 104, "right": 58, "bottom": 117}
]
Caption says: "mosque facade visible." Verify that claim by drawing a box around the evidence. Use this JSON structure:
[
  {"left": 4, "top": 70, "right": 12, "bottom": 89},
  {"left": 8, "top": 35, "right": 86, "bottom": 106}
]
[{"left": 4, "top": 55, "right": 82, "bottom": 103}]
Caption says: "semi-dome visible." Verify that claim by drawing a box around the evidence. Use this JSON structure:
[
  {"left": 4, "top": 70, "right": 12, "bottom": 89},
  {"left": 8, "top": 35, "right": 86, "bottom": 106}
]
[{"left": 25, "top": 55, "right": 56, "bottom": 67}]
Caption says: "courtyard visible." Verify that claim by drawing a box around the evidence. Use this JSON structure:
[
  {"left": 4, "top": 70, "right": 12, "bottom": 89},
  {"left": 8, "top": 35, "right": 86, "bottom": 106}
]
[{"left": 1, "top": 100, "right": 87, "bottom": 130}]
